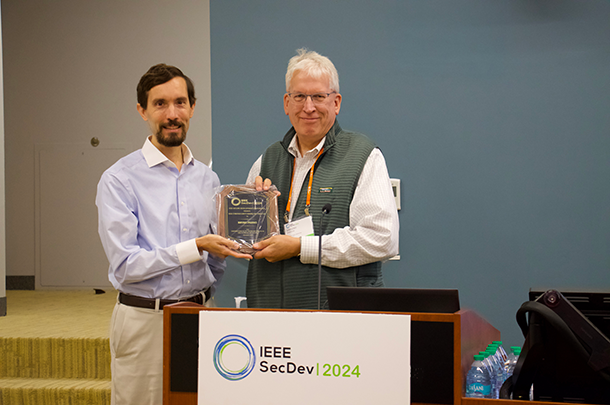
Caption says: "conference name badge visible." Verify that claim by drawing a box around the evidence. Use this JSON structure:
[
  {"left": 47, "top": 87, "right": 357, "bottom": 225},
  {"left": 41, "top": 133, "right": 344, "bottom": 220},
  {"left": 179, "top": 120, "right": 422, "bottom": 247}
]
[{"left": 284, "top": 216, "right": 314, "bottom": 238}]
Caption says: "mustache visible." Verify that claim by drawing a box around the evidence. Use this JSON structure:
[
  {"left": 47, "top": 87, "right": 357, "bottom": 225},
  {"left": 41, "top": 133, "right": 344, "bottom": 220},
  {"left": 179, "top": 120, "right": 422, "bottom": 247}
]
[{"left": 161, "top": 119, "right": 184, "bottom": 129}]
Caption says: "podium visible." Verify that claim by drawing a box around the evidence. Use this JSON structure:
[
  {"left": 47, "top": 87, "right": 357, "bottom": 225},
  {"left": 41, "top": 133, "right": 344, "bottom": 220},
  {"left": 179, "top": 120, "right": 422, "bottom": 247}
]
[{"left": 163, "top": 304, "right": 499, "bottom": 405}]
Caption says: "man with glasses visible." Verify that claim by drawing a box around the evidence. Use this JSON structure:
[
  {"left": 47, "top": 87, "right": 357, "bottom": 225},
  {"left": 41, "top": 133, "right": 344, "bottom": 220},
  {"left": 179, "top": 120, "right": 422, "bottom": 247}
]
[{"left": 246, "top": 49, "right": 399, "bottom": 309}]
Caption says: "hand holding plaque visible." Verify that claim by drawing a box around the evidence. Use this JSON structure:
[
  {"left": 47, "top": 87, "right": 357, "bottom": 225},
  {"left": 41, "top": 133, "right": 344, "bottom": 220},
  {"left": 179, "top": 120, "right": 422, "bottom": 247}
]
[{"left": 215, "top": 184, "right": 279, "bottom": 254}]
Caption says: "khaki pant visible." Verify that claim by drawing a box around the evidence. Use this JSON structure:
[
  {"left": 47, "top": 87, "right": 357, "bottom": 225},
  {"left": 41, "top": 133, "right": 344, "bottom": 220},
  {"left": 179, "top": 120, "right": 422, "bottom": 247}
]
[
  {"left": 109, "top": 302, "right": 164, "bottom": 405},
  {"left": 109, "top": 294, "right": 212, "bottom": 405}
]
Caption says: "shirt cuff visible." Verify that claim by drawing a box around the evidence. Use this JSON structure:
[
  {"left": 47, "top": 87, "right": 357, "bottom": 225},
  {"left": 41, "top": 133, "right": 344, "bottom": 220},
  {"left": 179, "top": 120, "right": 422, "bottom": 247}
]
[
  {"left": 176, "top": 239, "right": 203, "bottom": 265},
  {"left": 299, "top": 235, "right": 319, "bottom": 264}
]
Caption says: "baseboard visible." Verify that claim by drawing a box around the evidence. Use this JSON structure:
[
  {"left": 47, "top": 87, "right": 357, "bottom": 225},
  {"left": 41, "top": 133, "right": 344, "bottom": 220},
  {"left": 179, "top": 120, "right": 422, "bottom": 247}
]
[
  {"left": 0, "top": 296, "right": 6, "bottom": 316},
  {"left": 6, "top": 276, "right": 35, "bottom": 290}
]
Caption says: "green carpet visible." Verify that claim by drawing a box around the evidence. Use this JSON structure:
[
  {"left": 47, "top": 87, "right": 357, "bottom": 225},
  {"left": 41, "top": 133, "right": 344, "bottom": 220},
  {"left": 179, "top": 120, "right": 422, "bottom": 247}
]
[
  {"left": 0, "top": 378, "right": 110, "bottom": 405},
  {"left": 0, "top": 291, "right": 115, "bottom": 405},
  {"left": 0, "top": 337, "right": 110, "bottom": 379}
]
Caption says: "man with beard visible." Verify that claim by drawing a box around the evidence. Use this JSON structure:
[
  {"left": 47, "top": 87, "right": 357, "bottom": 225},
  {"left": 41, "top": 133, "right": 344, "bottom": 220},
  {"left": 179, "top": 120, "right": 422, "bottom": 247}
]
[{"left": 96, "top": 64, "right": 251, "bottom": 405}]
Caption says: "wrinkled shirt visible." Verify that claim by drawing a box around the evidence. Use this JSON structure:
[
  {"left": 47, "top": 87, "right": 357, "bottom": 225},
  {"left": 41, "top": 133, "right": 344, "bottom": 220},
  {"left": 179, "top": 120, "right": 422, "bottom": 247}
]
[{"left": 96, "top": 137, "right": 225, "bottom": 299}]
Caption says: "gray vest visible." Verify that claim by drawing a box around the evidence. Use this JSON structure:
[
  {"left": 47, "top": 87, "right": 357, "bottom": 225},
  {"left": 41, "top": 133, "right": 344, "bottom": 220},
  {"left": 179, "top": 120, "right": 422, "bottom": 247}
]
[{"left": 246, "top": 121, "right": 383, "bottom": 309}]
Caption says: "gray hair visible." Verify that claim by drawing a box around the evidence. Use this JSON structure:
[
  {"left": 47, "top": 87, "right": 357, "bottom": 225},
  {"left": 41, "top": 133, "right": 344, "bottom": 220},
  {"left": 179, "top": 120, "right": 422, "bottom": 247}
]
[{"left": 285, "top": 48, "right": 340, "bottom": 93}]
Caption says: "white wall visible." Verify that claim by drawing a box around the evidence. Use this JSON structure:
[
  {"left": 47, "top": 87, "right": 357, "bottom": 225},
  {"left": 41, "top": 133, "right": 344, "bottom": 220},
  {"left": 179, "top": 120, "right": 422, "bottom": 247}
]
[{"left": 2, "top": 0, "right": 212, "bottom": 285}]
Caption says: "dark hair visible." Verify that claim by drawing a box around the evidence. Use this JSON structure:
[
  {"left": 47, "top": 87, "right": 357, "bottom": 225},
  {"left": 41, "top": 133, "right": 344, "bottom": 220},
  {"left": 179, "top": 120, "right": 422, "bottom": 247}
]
[{"left": 136, "top": 63, "right": 196, "bottom": 109}]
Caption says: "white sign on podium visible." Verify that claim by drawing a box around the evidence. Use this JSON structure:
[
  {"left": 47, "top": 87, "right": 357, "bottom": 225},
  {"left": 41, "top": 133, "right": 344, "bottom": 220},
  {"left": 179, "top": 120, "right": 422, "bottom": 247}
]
[{"left": 198, "top": 310, "right": 410, "bottom": 405}]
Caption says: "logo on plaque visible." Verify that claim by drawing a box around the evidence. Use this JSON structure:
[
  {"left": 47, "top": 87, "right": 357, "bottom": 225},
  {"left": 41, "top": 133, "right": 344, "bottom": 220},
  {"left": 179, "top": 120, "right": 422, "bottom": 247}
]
[{"left": 213, "top": 334, "right": 256, "bottom": 381}]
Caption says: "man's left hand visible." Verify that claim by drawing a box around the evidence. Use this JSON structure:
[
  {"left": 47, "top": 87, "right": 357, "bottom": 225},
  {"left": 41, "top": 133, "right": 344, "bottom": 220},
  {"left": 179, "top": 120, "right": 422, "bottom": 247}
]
[
  {"left": 196, "top": 234, "right": 253, "bottom": 260},
  {"left": 252, "top": 235, "right": 300, "bottom": 262}
]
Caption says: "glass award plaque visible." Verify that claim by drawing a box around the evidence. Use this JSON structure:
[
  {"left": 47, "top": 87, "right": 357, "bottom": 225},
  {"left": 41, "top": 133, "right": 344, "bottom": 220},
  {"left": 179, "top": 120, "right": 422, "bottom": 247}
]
[{"left": 216, "top": 185, "right": 279, "bottom": 253}]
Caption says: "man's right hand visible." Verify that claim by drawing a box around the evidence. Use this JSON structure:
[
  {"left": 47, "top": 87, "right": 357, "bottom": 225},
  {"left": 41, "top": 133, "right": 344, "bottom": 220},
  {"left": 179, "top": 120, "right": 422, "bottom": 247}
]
[
  {"left": 252, "top": 235, "right": 300, "bottom": 262},
  {"left": 196, "top": 234, "right": 252, "bottom": 260},
  {"left": 255, "top": 176, "right": 274, "bottom": 191}
]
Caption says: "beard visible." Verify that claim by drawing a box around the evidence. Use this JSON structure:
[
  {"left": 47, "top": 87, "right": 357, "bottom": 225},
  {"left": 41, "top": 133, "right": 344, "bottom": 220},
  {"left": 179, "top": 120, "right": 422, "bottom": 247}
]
[{"left": 154, "top": 118, "right": 187, "bottom": 147}]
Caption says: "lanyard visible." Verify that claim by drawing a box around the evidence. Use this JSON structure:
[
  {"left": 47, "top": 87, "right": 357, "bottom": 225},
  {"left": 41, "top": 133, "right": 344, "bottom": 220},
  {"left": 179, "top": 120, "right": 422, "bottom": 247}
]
[{"left": 284, "top": 147, "right": 324, "bottom": 223}]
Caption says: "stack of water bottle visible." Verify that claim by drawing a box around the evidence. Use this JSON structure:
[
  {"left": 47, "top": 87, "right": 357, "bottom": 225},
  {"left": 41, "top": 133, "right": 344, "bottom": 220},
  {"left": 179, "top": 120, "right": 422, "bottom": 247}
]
[{"left": 465, "top": 341, "right": 521, "bottom": 398}]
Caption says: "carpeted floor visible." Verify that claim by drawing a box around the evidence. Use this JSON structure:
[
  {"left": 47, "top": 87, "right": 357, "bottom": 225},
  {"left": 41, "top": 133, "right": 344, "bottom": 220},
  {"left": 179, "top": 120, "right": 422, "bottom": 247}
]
[
  {"left": 0, "top": 290, "right": 116, "bottom": 404},
  {"left": 0, "top": 290, "right": 117, "bottom": 339}
]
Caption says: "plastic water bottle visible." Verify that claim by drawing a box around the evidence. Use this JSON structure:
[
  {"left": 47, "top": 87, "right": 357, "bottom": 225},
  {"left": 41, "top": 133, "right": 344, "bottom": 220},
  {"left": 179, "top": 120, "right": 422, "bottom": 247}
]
[
  {"left": 481, "top": 350, "right": 495, "bottom": 398},
  {"left": 465, "top": 354, "right": 492, "bottom": 398},
  {"left": 488, "top": 344, "right": 503, "bottom": 369},
  {"left": 506, "top": 346, "right": 521, "bottom": 378},
  {"left": 490, "top": 344, "right": 509, "bottom": 379},
  {"left": 492, "top": 340, "right": 508, "bottom": 372},
  {"left": 479, "top": 351, "right": 496, "bottom": 396},
  {"left": 493, "top": 341, "right": 508, "bottom": 364},
  {"left": 493, "top": 341, "right": 510, "bottom": 375},
  {"left": 485, "top": 347, "right": 504, "bottom": 398}
]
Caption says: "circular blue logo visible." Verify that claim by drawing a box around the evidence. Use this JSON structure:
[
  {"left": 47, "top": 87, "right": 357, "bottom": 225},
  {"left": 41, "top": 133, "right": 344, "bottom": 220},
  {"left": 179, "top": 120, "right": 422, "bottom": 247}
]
[{"left": 213, "top": 334, "right": 256, "bottom": 381}]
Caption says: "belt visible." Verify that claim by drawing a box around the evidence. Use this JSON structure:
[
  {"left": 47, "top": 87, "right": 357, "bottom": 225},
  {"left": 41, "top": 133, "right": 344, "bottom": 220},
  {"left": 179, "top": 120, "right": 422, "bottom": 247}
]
[{"left": 118, "top": 290, "right": 209, "bottom": 310}]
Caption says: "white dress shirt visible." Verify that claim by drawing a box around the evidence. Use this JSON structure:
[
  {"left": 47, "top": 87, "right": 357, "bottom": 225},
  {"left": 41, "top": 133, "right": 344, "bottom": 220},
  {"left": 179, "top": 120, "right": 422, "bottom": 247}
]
[{"left": 247, "top": 135, "right": 399, "bottom": 268}]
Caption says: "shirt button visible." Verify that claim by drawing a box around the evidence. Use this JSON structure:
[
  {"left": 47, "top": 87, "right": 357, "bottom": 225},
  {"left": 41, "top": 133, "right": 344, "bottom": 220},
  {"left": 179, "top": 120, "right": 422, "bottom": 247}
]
[
  {"left": 181, "top": 201, "right": 185, "bottom": 206},
  {"left": 183, "top": 228, "right": 187, "bottom": 232},
  {"left": 187, "top": 280, "right": 191, "bottom": 284}
]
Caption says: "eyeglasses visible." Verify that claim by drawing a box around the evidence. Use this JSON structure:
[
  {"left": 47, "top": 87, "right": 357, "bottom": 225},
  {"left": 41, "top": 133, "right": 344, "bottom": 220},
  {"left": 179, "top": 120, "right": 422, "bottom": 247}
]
[{"left": 287, "top": 91, "right": 337, "bottom": 105}]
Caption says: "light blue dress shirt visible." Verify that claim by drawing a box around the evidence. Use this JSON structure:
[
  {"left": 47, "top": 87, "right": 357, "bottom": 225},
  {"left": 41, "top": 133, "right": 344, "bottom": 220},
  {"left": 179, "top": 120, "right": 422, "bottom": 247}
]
[{"left": 96, "top": 137, "right": 225, "bottom": 299}]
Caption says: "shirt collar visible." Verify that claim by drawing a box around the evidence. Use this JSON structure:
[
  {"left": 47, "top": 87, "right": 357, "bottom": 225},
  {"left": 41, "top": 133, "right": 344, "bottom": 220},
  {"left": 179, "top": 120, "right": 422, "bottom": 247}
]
[
  {"left": 287, "top": 135, "right": 326, "bottom": 158},
  {"left": 142, "top": 136, "right": 194, "bottom": 168}
]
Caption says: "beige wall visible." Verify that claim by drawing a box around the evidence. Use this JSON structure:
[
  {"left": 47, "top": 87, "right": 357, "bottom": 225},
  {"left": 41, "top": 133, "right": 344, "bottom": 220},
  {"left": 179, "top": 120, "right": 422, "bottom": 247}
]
[{"left": 2, "top": 0, "right": 212, "bottom": 284}]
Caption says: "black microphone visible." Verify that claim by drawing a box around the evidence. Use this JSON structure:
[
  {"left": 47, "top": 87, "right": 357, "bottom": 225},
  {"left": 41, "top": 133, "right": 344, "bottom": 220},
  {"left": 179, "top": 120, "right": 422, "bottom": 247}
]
[
  {"left": 318, "top": 204, "right": 332, "bottom": 310},
  {"left": 322, "top": 203, "right": 332, "bottom": 215}
]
